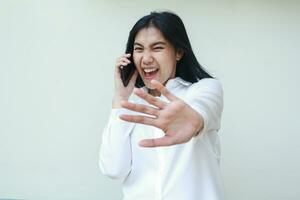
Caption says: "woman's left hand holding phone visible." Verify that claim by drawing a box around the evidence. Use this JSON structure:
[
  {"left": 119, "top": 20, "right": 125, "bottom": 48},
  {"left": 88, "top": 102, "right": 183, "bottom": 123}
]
[{"left": 112, "top": 53, "right": 138, "bottom": 108}]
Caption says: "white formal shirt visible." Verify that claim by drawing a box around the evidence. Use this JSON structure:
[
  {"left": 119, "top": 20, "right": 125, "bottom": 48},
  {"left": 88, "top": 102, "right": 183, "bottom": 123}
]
[{"left": 99, "top": 77, "right": 224, "bottom": 200}]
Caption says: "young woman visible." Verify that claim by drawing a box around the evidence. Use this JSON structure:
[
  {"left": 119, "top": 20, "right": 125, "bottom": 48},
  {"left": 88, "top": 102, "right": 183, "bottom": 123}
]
[{"left": 99, "top": 11, "right": 224, "bottom": 200}]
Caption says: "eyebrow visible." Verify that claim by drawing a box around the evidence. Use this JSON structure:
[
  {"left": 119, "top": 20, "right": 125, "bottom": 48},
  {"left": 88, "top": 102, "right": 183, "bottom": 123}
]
[{"left": 134, "top": 41, "right": 167, "bottom": 47}]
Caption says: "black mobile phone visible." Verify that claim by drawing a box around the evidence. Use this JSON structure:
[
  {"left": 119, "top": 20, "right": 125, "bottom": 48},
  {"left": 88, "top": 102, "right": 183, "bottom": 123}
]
[{"left": 119, "top": 55, "right": 135, "bottom": 87}]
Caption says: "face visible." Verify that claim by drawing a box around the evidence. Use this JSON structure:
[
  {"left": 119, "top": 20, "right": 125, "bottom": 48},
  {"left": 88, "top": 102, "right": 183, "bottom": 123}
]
[{"left": 133, "top": 26, "right": 183, "bottom": 91}]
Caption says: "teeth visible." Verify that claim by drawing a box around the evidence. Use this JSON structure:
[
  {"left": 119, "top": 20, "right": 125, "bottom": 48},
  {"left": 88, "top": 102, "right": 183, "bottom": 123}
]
[{"left": 143, "top": 68, "right": 157, "bottom": 73}]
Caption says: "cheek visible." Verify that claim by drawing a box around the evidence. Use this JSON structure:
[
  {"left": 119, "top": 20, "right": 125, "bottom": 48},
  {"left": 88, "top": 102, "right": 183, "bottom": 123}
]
[
  {"left": 133, "top": 55, "right": 143, "bottom": 74},
  {"left": 159, "top": 55, "right": 177, "bottom": 73}
]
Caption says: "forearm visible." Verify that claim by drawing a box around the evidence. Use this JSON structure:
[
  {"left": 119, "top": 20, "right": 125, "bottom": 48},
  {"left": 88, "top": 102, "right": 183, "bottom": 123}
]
[{"left": 99, "top": 109, "right": 134, "bottom": 180}]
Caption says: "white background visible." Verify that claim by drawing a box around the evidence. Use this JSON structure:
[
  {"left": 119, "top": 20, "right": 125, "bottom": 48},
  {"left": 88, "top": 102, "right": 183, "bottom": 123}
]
[{"left": 0, "top": 0, "right": 299, "bottom": 199}]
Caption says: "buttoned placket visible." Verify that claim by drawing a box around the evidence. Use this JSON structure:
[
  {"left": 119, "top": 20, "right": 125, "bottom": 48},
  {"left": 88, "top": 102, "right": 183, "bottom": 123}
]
[
  {"left": 154, "top": 94, "right": 168, "bottom": 200},
  {"left": 142, "top": 77, "right": 190, "bottom": 200},
  {"left": 154, "top": 133, "right": 165, "bottom": 200}
]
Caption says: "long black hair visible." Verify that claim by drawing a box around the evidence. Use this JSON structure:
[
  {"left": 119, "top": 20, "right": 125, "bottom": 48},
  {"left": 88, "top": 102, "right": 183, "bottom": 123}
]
[{"left": 125, "top": 11, "right": 213, "bottom": 87}]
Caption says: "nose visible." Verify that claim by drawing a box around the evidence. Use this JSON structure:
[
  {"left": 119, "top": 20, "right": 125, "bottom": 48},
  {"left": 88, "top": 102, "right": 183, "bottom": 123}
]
[{"left": 142, "top": 52, "right": 154, "bottom": 65}]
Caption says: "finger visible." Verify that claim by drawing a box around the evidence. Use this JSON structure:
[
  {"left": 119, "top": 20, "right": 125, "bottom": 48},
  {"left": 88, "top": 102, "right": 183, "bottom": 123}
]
[
  {"left": 116, "top": 54, "right": 131, "bottom": 64},
  {"left": 123, "top": 53, "right": 131, "bottom": 57},
  {"left": 119, "top": 57, "right": 131, "bottom": 64},
  {"left": 139, "top": 136, "right": 177, "bottom": 147},
  {"left": 116, "top": 59, "right": 129, "bottom": 67},
  {"left": 115, "top": 63, "right": 128, "bottom": 75},
  {"left": 121, "top": 100, "right": 159, "bottom": 117},
  {"left": 117, "top": 61, "right": 129, "bottom": 67},
  {"left": 119, "top": 114, "right": 157, "bottom": 126},
  {"left": 150, "top": 80, "right": 178, "bottom": 101},
  {"left": 133, "top": 88, "right": 167, "bottom": 109},
  {"left": 117, "top": 53, "right": 131, "bottom": 59}
]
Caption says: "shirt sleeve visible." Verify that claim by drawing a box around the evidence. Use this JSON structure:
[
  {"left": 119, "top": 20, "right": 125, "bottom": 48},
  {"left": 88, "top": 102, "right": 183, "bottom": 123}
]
[
  {"left": 186, "top": 78, "right": 224, "bottom": 135},
  {"left": 99, "top": 108, "right": 135, "bottom": 181}
]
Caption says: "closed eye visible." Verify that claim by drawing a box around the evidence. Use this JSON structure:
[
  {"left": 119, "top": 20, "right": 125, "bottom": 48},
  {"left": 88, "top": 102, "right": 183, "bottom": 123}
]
[
  {"left": 134, "top": 47, "right": 143, "bottom": 51},
  {"left": 153, "top": 46, "right": 164, "bottom": 51}
]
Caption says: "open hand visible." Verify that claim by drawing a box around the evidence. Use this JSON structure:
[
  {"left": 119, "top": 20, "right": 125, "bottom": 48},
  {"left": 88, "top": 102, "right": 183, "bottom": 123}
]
[{"left": 120, "top": 80, "right": 204, "bottom": 147}]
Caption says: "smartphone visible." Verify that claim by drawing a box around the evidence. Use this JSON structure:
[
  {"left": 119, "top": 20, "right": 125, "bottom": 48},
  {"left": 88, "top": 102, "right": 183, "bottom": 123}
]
[{"left": 119, "top": 55, "right": 135, "bottom": 87}]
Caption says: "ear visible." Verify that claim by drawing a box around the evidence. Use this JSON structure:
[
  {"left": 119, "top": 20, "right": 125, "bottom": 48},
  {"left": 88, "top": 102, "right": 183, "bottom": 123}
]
[{"left": 176, "top": 49, "right": 184, "bottom": 61}]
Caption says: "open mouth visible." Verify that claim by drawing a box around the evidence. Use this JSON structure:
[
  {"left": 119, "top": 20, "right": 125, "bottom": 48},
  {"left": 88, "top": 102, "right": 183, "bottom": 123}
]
[{"left": 143, "top": 68, "right": 159, "bottom": 80}]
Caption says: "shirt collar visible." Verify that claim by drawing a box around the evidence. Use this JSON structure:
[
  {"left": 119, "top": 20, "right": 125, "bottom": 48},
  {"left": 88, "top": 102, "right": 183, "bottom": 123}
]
[
  {"left": 141, "top": 77, "right": 191, "bottom": 93},
  {"left": 165, "top": 77, "right": 191, "bottom": 90}
]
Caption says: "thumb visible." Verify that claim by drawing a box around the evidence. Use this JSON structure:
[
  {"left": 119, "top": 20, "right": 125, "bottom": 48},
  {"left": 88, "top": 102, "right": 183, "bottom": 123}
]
[{"left": 139, "top": 136, "right": 174, "bottom": 147}]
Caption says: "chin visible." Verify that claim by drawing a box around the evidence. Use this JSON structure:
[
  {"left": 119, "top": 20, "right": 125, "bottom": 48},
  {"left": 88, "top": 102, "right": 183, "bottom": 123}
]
[{"left": 143, "top": 78, "right": 160, "bottom": 88}]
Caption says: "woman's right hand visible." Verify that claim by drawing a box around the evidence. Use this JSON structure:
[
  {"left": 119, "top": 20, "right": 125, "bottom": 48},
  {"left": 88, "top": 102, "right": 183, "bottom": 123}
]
[{"left": 112, "top": 53, "right": 138, "bottom": 108}]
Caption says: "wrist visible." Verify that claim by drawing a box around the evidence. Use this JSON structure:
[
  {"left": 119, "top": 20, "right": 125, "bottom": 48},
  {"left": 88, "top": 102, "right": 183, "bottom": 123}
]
[{"left": 193, "top": 113, "right": 204, "bottom": 136}]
